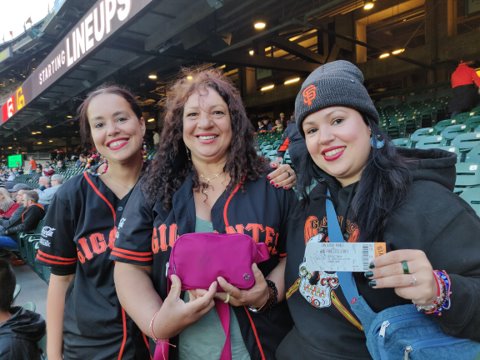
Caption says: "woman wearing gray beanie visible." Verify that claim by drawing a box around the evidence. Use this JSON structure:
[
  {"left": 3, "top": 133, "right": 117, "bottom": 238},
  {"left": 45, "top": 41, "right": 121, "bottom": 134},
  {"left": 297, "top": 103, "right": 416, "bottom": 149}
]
[{"left": 278, "top": 60, "right": 480, "bottom": 359}]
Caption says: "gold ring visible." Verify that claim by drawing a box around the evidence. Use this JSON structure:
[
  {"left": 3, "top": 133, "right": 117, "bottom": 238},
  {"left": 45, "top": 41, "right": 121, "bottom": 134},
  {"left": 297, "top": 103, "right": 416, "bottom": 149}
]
[{"left": 224, "top": 293, "right": 230, "bottom": 304}]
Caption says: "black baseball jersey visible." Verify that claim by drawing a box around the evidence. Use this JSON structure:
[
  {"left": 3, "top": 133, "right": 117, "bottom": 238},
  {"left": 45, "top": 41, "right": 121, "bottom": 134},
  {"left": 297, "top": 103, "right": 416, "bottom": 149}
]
[
  {"left": 36, "top": 172, "right": 149, "bottom": 360},
  {"left": 111, "top": 172, "right": 295, "bottom": 360}
]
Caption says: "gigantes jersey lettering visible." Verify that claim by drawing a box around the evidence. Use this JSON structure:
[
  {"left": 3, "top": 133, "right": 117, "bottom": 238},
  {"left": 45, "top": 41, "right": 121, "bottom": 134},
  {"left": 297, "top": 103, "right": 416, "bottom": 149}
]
[
  {"left": 112, "top": 173, "right": 295, "bottom": 360},
  {"left": 37, "top": 172, "right": 149, "bottom": 360}
]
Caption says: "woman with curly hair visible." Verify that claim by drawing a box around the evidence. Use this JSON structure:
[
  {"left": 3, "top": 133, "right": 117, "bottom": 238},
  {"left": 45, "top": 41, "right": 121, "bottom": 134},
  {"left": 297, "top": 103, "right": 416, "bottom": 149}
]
[{"left": 112, "top": 67, "right": 295, "bottom": 359}]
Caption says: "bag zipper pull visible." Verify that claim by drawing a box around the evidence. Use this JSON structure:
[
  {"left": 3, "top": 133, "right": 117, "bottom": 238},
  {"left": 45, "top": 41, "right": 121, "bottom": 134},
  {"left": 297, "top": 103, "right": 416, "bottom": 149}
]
[
  {"left": 379, "top": 320, "right": 390, "bottom": 337},
  {"left": 403, "top": 345, "right": 413, "bottom": 360}
]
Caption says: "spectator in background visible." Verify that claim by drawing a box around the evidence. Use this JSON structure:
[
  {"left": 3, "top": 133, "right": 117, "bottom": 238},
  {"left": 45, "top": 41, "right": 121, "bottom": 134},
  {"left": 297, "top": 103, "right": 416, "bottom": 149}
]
[
  {"left": 37, "top": 176, "right": 50, "bottom": 192},
  {"left": 0, "top": 189, "right": 19, "bottom": 220},
  {"left": 277, "top": 114, "right": 308, "bottom": 170},
  {"left": 261, "top": 116, "right": 273, "bottom": 131},
  {"left": 0, "top": 259, "right": 46, "bottom": 360},
  {"left": 6, "top": 170, "right": 16, "bottom": 182},
  {"left": 449, "top": 60, "right": 480, "bottom": 116},
  {"left": 37, "top": 174, "right": 64, "bottom": 206},
  {"left": 0, "top": 190, "right": 44, "bottom": 239},
  {"left": 35, "top": 164, "right": 43, "bottom": 176},
  {"left": 272, "top": 118, "right": 284, "bottom": 133},
  {"left": 0, "top": 190, "right": 43, "bottom": 266},
  {"left": 56, "top": 160, "right": 66, "bottom": 172},
  {"left": 278, "top": 112, "right": 286, "bottom": 127},
  {"left": 43, "top": 164, "right": 55, "bottom": 177},
  {"left": 152, "top": 128, "right": 160, "bottom": 148},
  {"left": 28, "top": 156, "right": 37, "bottom": 173},
  {"left": 0, "top": 188, "right": 29, "bottom": 232}
]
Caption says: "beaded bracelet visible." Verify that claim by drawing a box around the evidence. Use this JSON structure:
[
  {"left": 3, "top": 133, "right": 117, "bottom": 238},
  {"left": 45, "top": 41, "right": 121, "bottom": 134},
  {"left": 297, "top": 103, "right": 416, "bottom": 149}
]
[
  {"left": 248, "top": 279, "right": 278, "bottom": 313},
  {"left": 415, "top": 270, "right": 452, "bottom": 316}
]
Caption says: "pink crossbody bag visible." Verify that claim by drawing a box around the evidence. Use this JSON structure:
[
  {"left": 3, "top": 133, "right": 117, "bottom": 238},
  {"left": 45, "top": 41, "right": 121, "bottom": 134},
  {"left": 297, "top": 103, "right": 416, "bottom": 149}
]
[{"left": 154, "top": 183, "right": 271, "bottom": 360}]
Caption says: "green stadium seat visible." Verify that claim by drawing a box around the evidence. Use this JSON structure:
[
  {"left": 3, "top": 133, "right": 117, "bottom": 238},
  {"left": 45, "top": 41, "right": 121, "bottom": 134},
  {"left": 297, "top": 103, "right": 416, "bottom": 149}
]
[
  {"left": 466, "top": 144, "right": 480, "bottom": 163},
  {"left": 459, "top": 187, "right": 480, "bottom": 215},
  {"left": 454, "top": 163, "right": 480, "bottom": 193},
  {"left": 453, "top": 112, "right": 473, "bottom": 123},
  {"left": 465, "top": 116, "right": 480, "bottom": 131},
  {"left": 451, "top": 132, "right": 480, "bottom": 161},
  {"left": 433, "top": 119, "right": 456, "bottom": 134},
  {"left": 410, "top": 127, "right": 435, "bottom": 147},
  {"left": 22, "top": 301, "right": 36, "bottom": 312},
  {"left": 414, "top": 135, "right": 443, "bottom": 149},
  {"left": 440, "top": 124, "right": 468, "bottom": 145},
  {"left": 391, "top": 137, "right": 411, "bottom": 148}
]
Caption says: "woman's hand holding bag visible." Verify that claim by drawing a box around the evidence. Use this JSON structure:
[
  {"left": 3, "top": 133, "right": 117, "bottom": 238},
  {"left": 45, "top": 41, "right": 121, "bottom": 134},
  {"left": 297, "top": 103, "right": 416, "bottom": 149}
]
[
  {"left": 153, "top": 274, "right": 217, "bottom": 340},
  {"left": 214, "top": 263, "right": 270, "bottom": 308}
]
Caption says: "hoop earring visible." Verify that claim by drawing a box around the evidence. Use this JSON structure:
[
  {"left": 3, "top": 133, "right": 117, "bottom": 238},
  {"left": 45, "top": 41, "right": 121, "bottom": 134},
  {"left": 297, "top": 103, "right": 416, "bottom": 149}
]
[{"left": 370, "top": 134, "right": 385, "bottom": 149}]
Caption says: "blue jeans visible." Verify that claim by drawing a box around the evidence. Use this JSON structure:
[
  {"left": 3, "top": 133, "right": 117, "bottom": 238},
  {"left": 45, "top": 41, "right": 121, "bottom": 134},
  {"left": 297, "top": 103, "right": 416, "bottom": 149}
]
[{"left": 0, "top": 236, "right": 18, "bottom": 249}]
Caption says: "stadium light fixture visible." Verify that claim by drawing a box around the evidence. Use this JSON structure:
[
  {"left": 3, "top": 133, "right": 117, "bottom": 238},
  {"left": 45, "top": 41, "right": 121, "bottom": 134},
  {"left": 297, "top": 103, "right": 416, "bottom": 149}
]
[
  {"left": 364, "top": 1, "right": 374, "bottom": 10},
  {"left": 284, "top": 77, "right": 301, "bottom": 85},
  {"left": 254, "top": 21, "right": 266, "bottom": 30},
  {"left": 260, "top": 84, "right": 275, "bottom": 92}
]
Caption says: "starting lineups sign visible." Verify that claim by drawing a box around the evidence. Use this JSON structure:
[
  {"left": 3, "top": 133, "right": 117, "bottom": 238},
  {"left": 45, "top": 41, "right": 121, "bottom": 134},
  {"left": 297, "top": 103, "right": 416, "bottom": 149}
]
[{"left": 0, "top": 0, "right": 152, "bottom": 125}]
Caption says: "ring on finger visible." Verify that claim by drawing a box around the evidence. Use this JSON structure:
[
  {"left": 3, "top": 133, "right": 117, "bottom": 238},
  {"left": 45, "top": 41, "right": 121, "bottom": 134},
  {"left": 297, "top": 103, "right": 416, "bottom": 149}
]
[
  {"left": 286, "top": 171, "right": 291, "bottom": 178},
  {"left": 224, "top": 293, "right": 230, "bottom": 304},
  {"left": 410, "top": 275, "right": 417, "bottom": 286},
  {"left": 401, "top": 260, "right": 410, "bottom": 274}
]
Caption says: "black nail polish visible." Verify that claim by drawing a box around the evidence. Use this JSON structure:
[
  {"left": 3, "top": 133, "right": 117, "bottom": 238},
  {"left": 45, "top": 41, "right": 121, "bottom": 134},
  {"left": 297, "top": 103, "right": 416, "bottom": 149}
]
[
  {"left": 369, "top": 261, "right": 375, "bottom": 269},
  {"left": 364, "top": 271, "right": 374, "bottom": 278},
  {"left": 368, "top": 280, "right": 377, "bottom": 288}
]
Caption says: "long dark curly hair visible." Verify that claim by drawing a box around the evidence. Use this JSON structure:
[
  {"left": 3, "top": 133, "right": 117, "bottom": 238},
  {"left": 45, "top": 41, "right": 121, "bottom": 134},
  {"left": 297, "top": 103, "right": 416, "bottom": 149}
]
[{"left": 144, "top": 67, "right": 269, "bottom": 210}]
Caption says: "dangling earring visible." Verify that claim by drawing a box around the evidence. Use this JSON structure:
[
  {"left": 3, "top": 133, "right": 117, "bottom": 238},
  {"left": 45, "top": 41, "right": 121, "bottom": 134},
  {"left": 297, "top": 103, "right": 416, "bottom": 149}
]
[
  {"left": 142, "top": 141, "right": 148, "bottom": 162},
  {"left": 186, "top": 147, "right": 191, "bottom": 161},
  {"left": 370, "top": 134, "right": 385, "bottom": 149}
]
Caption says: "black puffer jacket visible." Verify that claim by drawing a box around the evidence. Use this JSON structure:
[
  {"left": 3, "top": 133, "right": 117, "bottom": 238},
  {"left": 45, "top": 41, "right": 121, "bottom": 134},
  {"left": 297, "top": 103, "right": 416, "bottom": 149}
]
[{"left": 0, "top": 306, "right": 46, "bottom": 360}]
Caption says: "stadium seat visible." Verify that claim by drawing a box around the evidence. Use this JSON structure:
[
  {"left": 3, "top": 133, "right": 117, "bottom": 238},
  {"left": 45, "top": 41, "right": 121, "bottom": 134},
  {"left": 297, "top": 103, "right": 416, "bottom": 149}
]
[
  {"left": 410, "top": 127, "right": 435, "bottom": 147},
  {"left": 22, "top": 301, "right": 36, "bottom": 312},
  {"left": 451, "top": 132, "right": 480, "bottom": 161},
  {"left": 392, "top": 137, "right": 411, "bottom": 148},
  {"left": 452, "top": 112, "right": 472, "bottom": 123},
  {"left": 466, "top": 144, "right": 480, "bottom": 163},
  {"left": 415, "top": 135, "right": 443, "bottom": 149},
  {"left": 440, "top": 124, "right": 467, "bottom": 145},
  {"left": 465, "top": 116, "right": 480, "bottom": 131},
  {"left": 454, "top": 163, "right": 480, "bottom": 193},
  {"left": 433, "top": 119, "right": 456, "bottom": 134},
  {"left": 459, "top": 187, "right": 480, "bottom": 215}
]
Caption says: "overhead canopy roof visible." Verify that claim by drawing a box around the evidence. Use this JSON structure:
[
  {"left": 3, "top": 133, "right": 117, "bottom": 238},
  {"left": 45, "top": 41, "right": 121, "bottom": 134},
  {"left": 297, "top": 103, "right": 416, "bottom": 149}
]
[{"left": 0, "top": 0, "right": 457, "bottom": 147}]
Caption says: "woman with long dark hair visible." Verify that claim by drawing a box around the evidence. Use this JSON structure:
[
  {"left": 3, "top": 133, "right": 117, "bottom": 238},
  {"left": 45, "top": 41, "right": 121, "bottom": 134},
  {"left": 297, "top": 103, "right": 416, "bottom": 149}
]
[
  {"left": 112, "top": 68, "right": 295, "bottom": 359},
  {"left": 278, "top": 60, "right": 480, "bottom": 359},
  {"left": 37, "top": 85, "right": 150, "bottom": 359}
]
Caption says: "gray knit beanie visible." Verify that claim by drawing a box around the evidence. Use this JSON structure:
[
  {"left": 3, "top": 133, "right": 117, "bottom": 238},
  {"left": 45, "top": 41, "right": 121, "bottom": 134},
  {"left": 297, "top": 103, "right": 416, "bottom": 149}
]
[{"left": 295, "top": 60, "right": 379, "bottom": 136}]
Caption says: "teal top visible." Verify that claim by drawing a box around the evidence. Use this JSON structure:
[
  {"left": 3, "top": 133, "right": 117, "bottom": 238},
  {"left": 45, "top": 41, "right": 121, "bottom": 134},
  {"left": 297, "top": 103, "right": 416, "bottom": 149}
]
[{"left": 178, "top": 217, "right": 251, "bottom": 360}]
